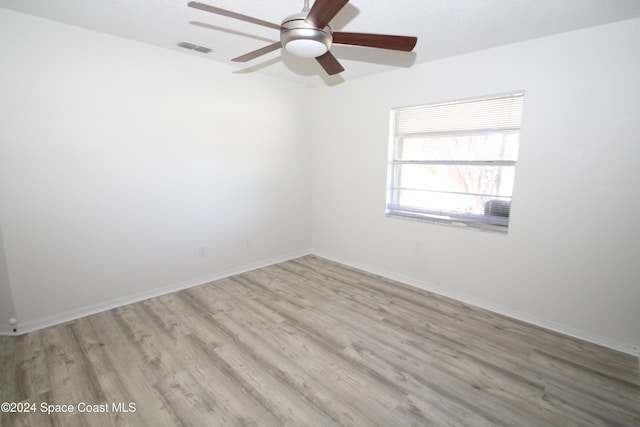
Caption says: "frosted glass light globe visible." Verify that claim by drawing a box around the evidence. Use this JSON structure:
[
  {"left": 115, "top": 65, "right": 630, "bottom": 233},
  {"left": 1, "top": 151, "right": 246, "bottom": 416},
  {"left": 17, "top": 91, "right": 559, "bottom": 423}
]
[{"left": 285, "top": 39, "right": 328, "bottom": 58}]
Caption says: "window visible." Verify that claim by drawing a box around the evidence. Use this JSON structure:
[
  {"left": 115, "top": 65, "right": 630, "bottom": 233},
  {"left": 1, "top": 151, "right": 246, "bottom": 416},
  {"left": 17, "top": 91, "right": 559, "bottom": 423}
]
[{"left": 386, "top": 92, "right": 525, "bottom": 232}]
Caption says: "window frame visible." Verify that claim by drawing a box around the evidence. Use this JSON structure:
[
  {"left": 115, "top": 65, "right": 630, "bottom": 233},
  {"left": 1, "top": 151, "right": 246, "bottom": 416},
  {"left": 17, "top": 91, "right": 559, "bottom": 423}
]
[{"left": 386, "top": 92, "right": 524, "bottom": 233}]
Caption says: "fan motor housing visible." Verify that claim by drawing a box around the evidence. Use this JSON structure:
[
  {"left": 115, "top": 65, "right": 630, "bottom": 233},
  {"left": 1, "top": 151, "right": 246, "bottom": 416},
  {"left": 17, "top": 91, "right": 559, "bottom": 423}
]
[{"left": 281, "top": 12, "right": 333, "bottom": 58}]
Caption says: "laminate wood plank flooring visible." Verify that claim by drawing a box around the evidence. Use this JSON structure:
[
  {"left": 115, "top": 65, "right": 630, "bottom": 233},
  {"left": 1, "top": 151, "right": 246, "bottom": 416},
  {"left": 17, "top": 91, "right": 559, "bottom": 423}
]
[{"left": 1, "top": 255, "right": 638, "bottom": 426}]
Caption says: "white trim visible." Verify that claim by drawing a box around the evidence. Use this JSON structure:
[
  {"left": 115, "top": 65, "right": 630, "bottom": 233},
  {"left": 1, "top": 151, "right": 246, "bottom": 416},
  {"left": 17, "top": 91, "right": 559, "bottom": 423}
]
[
  {"left": 2, "top": 249, "right": 311, "bottom": 337},
  {"left": 310, "top": 249, "right": 640, "bottom": 357}
]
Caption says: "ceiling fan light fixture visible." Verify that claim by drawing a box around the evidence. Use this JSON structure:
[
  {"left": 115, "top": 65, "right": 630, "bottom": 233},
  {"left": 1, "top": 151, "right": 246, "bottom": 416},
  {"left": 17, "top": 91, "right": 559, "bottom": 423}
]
[
  {"left": 280, "top": 12, "right": 332, "bottom": 58},
  {"left": 284, "top": 38, "right": 328, "bottom": 58}
]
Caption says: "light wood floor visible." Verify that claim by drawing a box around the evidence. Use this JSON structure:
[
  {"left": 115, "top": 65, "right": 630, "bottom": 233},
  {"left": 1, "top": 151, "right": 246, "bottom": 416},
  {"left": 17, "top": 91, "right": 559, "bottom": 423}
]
[{"left": 1, "top": 255, "right": 639, "bottom": 426}]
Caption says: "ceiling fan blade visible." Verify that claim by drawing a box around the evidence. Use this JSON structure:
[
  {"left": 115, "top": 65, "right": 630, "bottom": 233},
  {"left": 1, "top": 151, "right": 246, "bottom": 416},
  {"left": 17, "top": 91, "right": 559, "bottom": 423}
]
[
  {"left": 232, "top": 42, "right": 282, "bottom": 62},
  {"left": 333, "top": 32, "right": 417, "bottom": 52},
  {"left": 316, "top": 51, "right": 345, "bottom": 75},
  {"left": 305, "top": 0, "right": 349, "bottom": 29},
  {"left": 188, "top": 2, "right": 281, "bottom": 31}
]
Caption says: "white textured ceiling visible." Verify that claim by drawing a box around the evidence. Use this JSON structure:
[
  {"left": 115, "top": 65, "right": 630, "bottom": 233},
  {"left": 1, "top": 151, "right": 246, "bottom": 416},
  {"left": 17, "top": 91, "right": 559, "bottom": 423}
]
[{"left": 2, "top": 0, "right": 640, "bottom": 87}]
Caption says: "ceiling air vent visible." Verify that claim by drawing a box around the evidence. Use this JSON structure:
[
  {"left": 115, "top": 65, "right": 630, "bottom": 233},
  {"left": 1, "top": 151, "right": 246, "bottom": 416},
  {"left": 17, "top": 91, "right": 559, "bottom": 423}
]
[{"left": 177, "top": 41, "right": 212, "bottom": 54}]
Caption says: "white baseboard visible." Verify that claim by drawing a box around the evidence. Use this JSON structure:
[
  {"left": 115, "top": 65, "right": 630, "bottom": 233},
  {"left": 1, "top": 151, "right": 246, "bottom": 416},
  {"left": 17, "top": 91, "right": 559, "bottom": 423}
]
[
  {"left": 4, "top": 249, "right": 312, "bottom": 337},
  {"left": 310, "top": 249, "right": 640, "bottom": 358}
]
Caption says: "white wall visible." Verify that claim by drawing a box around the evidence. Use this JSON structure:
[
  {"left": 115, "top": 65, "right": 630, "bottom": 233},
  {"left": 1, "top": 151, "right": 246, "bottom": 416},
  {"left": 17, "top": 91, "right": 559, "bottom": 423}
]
[
  {"left": 0, "top": 9, "right": 311, "bottom": 331},
  {"left": 311, "top": 18, "right": 640, "bottom": 354}
]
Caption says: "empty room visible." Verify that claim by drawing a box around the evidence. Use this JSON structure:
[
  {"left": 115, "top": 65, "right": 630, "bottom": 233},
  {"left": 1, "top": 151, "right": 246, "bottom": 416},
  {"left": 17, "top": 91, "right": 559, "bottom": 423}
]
[{"left": 1, "top": 0, "right": 639, "bottom": 425}]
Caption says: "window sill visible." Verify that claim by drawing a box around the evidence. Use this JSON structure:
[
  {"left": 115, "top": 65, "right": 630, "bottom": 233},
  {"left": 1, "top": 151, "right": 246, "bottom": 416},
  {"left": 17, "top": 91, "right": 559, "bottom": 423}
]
[{"left": 385, "top": 212, "right": 509, "bottom": 234}]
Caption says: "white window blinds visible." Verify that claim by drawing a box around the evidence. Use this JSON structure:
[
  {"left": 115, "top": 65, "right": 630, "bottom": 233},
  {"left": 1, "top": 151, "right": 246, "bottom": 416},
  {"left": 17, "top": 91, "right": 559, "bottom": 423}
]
[{"left": 387, "top": 92, "right": 525, "bottom": 232}]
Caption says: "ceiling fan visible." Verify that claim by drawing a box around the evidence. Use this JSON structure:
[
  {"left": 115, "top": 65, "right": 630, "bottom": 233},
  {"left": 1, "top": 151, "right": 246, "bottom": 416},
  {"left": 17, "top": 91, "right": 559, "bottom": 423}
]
[{"left": 188, "top": 0, "right": 418, "bottom": 75}]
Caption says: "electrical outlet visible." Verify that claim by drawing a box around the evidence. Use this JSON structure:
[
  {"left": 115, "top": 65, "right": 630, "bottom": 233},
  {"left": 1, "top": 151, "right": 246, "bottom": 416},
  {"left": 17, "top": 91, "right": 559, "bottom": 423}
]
[
  {"left": 199, "top": 246, "right": 207, "bottom": 257},
  {"left": 414, "top": 243, "right": 421, "bottom": 254}
]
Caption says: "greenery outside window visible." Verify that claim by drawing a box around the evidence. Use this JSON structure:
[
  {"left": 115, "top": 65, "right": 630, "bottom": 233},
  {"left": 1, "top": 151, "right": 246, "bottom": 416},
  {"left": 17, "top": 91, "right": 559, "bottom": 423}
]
[{"left": 386, "top": 92, "right": 525, "bottom": 232}]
